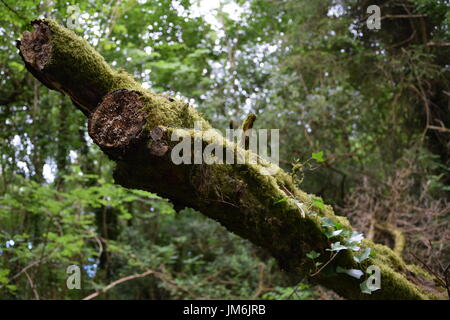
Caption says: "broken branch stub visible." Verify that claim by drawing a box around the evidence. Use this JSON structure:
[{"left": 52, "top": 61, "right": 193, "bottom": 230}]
[
  {"left": 17, "top": 19, "right": 140, "bottom": 115},
  {"left": 88, "top": 90, "right": 146, "bottom": 159},
  {"left": 88, "top": 89, "right": 170, "bottom": 160}
]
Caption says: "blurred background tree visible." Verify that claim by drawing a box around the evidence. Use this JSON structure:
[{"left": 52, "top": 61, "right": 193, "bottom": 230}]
[{"left": 0, "top": 0, "right": 448, "bottom": 299}]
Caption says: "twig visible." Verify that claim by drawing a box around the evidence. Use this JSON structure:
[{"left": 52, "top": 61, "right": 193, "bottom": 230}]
[
  {"left": 443, "top": 263, "right": 450, "bottom": 299},
  {"left": 287, "top": 283, "right": 301, "bottom": 300},
  {"left": 24, "top": 270, "right": 40, "bottom": 300},
  {"left": 83, "top": 269, "right": 155, "bottom": 300},
  {"left": 381, "top": 14, "right": 427, "bottom": 19},
  {"left": 86, "top": 231, "right": 103, "bottom": 262},
  {"left": 426, "top": 42, "right": 450, "bottom": 47},
  {"left": 427, "top": 125, "right": 450, "bottom": 133},
  {"left": 410, "top": 252, "right": 448, "bottom": 294},
  {"left": 83, "top": 266, "right": 193, "bottom": 300},
  {"left": 310, "top": 252, "right": 339, "bottom": 277},
  {"left": 251, "top": 263, "right": 266, "bottom": 300}
]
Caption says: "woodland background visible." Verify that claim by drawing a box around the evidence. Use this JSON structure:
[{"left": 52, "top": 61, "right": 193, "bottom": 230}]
[{"left": 0, "top": 0, "right": 449, "bottom": 299}]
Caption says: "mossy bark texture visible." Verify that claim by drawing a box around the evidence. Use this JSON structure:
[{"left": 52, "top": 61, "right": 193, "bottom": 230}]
[{"left": 18, "top": 19, "right": 445, "bottom": 300}]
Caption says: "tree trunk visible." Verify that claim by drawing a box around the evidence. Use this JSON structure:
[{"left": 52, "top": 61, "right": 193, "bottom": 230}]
[{"left": 17, "top": 19, "right": 445, "bottom": 300}]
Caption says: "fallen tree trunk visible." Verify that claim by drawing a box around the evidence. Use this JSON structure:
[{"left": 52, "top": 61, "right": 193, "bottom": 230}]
[{"left": 17, "top": 19, "right": 445, "bottom": 300}]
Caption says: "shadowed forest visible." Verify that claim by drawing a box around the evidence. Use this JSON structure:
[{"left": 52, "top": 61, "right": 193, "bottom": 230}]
[{"left": 0, "top": 0, "right": 449, "bottom": 300}]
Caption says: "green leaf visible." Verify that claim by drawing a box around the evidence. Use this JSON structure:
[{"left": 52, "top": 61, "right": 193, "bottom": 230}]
[
  {"left": 326, "top": 241, "right": 347, "bottom": 252},
  {"left": 8, "top": 61, "right": 24, "bottom": 73},
  {"left": 354, "top": 248, "right": 371, "bottom": 263},
  {"left": 312, "top": 151, "right": 325, "bottom": 162},
  {"left": 320, "top": 217, "right": 335, "bottom": 228},
  {"left": 334, "top": 222, "right": 344, "bottom": 230},
  {"left": 325, "top": 229, "right": 343, "bottom": 238},
  {"left": 6, "top": 284, "right": 17, "bottom": 292},
  {"left": 336, "top": 266, "right": 364, "bottom": 279},
  {"left": 306, "top": 250, "right": 321, "bottom": 259},
  {"left": 346, "top": 243, "right": 361, "bottom": 252},
  {"left": 360, "top": 280, "right": 372, "bottom": 294},
  {"left": 0, "top": 269, "right": 10, "bottom": 284},
  {"left": 347, "top": 231, "right": 364, "bottom": 244},
  {"left": 312, "top": 197, "right": 325, "bottom": 210}
]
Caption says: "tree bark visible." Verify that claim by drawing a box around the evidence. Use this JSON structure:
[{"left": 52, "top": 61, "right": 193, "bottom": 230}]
[{"left": 17, "top": 19, "right": 445, "bottom": 300}]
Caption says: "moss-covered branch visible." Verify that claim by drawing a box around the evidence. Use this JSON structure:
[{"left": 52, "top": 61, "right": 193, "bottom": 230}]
[{"left": 17, "top": 19, "right": 445, "bottom": 300}]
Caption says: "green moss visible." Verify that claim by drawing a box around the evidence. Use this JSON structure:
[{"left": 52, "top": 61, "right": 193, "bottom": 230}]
[
  {"left": 369, "top": 241, "right": 407, "bottom": 272},
  {"left": 406, "top": 264, "right": 436, "bottom": 282},
  {"left": 46, "top": 20, "right": 123, "bottom": 91},
  {"left": 374, "top": 263, "right": 429, "bottom": 299},
  {"left": 393, "top": 228, "right": 406, "bottom": 255}
]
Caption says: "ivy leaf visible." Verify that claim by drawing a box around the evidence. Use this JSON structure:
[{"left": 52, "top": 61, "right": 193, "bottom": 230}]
[
  {"left": 348, "top": 231, "right": 364, "bottom": 244},
  {"left": 334, "top": 222, "right": 344, "bottom": 230},
  {"left": 325, "top": 229, "right": 343, "bottom": 238},
  {"left": 346, "top": 243, "right": 361, "bottom": 252},
  {"left": 340, "top": 229, "right": 351, "bottom": 238},
  {"left": 348, "top": 270, "right": 364, "bottom": 279},
  {"left": 326, "top": 241, "right": 347, "bottom": 252},
  {"left": 306, "top": 250, "right": 321, "bottom": 259},
  {"left": 320, "top": 217, "right": 335, "bottom": 228},
  {"left": 354, "top": 248, "right": 371, "bottom": 263},
  {"left": 312, "top": 151, "right": 325, "bottom": 162},
  {"left": 336, "top": 266, "right": 364, "bottom": 279}
]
